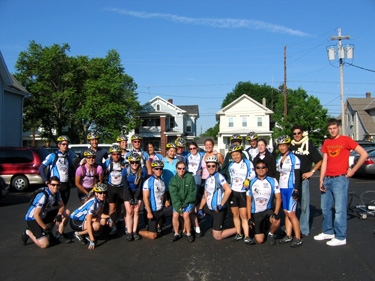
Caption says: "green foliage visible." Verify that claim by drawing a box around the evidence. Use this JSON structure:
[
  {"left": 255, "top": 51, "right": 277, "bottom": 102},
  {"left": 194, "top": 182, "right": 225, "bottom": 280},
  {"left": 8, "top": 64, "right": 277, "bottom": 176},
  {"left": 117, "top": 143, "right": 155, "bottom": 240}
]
[
  {"left": 272, "top": 87, "right": 328, "bottom": 146},
  {"left": 201, "top": 123, "right": 219, "bottom": 137},
  {"left": 221, "top": 81, "right": 280, "bottom": 111},
  {"left": 14, "top": 41, "right": 141, "bottom": 144}
]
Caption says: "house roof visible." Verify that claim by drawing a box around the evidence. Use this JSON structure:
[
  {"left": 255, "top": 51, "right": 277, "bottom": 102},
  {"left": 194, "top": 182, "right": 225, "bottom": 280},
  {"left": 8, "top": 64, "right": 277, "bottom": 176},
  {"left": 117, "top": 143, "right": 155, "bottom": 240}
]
[
  {"left": 216, "top": 94, "right": 273, "bottom": 117},
  {"left": 177, "top": 105, "right": 199, "bottom": 116},
  {"left": 347, "top": 97, "right": 375, "bottom": 134},
  {"left": 0, "top": 51, "right": 28, "bottom": 96}
]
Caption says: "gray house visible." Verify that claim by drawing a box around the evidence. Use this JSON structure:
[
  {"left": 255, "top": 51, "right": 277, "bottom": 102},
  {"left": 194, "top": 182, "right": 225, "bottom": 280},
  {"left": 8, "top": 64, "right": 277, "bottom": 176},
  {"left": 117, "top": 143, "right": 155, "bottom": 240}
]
[
  {"left": 346, "top": 92, "right": 375, "bottom": 141},
  {"left": 0, "top": 51, "right": 28, "bottom": 146}
]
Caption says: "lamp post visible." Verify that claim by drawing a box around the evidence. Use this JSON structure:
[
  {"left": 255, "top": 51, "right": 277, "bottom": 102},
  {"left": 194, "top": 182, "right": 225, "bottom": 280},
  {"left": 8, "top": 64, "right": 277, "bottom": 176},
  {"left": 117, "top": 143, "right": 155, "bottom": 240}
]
[{"left": 327, "top": 28, "right": 353, "bottom": 136}]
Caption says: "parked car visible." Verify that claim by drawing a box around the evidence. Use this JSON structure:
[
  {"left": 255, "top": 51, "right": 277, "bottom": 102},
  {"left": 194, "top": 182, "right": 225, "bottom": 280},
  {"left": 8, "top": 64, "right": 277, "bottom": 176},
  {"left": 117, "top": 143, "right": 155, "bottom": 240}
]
[
  {"left": 352, "top": 148, "right": 375, "bottom": 176},
  {"left": 0, "top": 176, "right": 9, "bottom": 198},
  {"left": 349, "top": 146, "right": 375, "bottom": 167},
  {"left": 0, "top": 147, "right": 49, "bottom": 191},
  {"left": 69, "top": 144, "right": 113, "bottom": 156}
]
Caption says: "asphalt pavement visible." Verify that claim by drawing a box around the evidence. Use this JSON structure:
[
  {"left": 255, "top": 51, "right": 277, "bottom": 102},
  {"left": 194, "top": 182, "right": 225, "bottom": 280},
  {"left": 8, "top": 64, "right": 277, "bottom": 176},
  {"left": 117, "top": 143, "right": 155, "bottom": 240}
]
[{"left": 1, "top": 174, "right": 374, "bottom": 281}]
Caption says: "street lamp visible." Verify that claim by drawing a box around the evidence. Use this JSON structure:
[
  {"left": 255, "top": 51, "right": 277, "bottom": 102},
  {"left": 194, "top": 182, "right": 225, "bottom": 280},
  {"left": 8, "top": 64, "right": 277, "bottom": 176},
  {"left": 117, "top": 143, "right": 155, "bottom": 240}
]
[{"left": 326, "top": 28, "right": 354, "bottom": 136}]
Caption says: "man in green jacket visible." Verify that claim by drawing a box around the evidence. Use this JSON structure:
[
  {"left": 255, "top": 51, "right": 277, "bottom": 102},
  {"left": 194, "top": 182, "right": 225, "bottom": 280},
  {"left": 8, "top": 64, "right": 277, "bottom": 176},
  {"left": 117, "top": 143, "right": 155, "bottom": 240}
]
[{"left": 169, "top": 160, "right": 197, "bottom": 243}]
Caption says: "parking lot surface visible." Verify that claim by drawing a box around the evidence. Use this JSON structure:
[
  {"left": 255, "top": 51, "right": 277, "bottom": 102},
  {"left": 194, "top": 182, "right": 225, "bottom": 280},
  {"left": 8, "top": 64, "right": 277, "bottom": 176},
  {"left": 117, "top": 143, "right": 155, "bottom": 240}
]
[{"left": 1, "top": 174, "right": 374, "bottom": 281}]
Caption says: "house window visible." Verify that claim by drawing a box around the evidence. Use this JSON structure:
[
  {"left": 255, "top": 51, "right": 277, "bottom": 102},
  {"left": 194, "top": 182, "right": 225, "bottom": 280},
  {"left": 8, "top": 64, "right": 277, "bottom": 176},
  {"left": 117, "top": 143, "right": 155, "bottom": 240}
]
[
  {"left": 242, "top": 117, "right": 247, "bottom": 127},
  {"left": 156, "top": 104, "right": 160, "bottom": 111},
  {"left": 170, "top": 117, "right": 175, "bottom": 128},
  {"left": 228, "top": 117, "right": 234, "bottom": 127},
  {"left": 257, "top": 117, "right": 262, "bottom": 127},
  {"left": 186, "top": 120, "right": 192, "bottom": 132}
]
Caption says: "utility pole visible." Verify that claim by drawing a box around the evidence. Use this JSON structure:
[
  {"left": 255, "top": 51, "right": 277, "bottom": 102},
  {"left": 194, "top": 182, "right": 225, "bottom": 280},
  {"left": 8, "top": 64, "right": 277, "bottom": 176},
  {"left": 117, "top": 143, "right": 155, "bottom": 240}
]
[
  {"left": 283, "top": 46, "right": 287, "bottom": 118},
  {"left": 327, "top": 28, "right": 352, "bottom": 135}
]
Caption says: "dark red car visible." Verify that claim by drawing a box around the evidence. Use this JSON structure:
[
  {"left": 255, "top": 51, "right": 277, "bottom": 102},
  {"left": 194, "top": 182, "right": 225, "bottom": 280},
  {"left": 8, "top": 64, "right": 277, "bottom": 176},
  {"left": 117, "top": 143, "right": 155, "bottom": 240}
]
[{"left": 0, "top": 147, "right": 49, "bottom": 191}]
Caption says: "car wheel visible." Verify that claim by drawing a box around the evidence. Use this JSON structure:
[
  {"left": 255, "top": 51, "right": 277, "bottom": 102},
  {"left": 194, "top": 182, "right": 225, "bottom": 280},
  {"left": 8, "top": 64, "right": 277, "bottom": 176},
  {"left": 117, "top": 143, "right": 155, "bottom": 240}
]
[{"left": 11, "top": 175, "right": 29, "bottom": 191}]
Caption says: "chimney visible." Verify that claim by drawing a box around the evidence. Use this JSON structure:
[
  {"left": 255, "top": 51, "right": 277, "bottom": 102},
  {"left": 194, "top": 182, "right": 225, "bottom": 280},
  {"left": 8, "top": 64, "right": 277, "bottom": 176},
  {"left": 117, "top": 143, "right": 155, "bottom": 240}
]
[
  {"left": 168, "top": 99, "right": 173, "bottom": 104},
  {"left": 366, "top": 92, "right": 371, "bottom": 98},
  {"left": 262, "top": 97, "right": 266, "bottom": 107}
]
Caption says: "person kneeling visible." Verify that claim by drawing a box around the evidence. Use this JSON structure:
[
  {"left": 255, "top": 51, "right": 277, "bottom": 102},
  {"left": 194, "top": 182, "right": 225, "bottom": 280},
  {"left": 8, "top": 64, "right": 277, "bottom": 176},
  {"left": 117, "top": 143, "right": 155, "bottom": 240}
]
[
  {"left": 247, "top": 160, "right": 281, "bottom": 245},
  {"left": 22, "top": 177, "right": 71, "bottom": 248},
  {"left": 70, "top": 183, "right": 112, "bottom": 250}
]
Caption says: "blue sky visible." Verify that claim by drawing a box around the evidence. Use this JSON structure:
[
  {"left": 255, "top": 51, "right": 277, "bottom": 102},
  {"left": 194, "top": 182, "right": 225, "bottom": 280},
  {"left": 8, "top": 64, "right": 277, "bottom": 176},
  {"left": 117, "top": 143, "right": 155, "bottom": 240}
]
[{"left": 1, "top": 0, "right": 375, "bottom": 134}]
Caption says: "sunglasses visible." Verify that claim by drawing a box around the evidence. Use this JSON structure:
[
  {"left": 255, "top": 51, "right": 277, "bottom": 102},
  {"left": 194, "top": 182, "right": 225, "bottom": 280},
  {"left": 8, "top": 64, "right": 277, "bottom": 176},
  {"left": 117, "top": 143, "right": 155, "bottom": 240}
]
[
  {"left": 60, "top": 143, "right": 69, "bottom": 146},
  {"left": 96, "top": 192, "right": 106, "bottom": 195},
  {"left": 177, "top": 167, "right": 186, "bottom": 170},
  {"left": 50, "top": 183, "right": 60, "bottom": 187},
  {"left": 189, "top": 147, "right": 197, "bottom": 150},
  {"left": 256, "top": 166, "right": 267, "bottom": 170},
  {"left": 112, "top": 154, "right": 120, "bottom": 156},
  {"left": 293, "top": 132, "right": 302, "bottom": 135},
  {"left": 133, "top": 140, "right": 141, "bottom": 143},
  {"left": 154, "top": 168, "right": 163, "bottom": 171},
  {"left": 130, "top": 161, "right": 139, "bottom": 165},
  {"left": 207, "top": 165, "right": 216, "bottom": 168},
  {"left": 87, "top": 156, "right": 95, "bottom": 159}
]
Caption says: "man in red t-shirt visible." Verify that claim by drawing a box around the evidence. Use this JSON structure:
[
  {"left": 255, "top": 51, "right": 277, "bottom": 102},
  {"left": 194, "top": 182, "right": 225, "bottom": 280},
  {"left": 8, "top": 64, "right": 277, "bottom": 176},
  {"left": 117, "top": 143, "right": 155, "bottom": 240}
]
[{"left": 314, "top": 119, "right": 368, "bottom": 246}]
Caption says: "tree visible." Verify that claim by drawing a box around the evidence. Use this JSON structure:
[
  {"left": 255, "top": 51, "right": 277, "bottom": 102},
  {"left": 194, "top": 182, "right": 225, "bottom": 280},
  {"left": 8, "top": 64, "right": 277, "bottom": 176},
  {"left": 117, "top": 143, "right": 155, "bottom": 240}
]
[
  {"left": 221, "top": 81, "right": 280, "bottom": 111},
  {"left": 272, "top": 87, "right": 329, "bottom": 146},
  {"left": 14, "top": 41, "right": 141, "bottom": 144}
]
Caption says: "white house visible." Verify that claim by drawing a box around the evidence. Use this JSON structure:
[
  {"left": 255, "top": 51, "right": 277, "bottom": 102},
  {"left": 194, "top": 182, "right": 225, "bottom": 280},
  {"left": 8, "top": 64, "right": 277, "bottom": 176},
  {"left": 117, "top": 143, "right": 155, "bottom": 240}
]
[
  {"left": 216, "top": 94, "right": 274, "bottom": 154},
  {"left": 0, "top": 51, "right": 28, "bottom": 146}
]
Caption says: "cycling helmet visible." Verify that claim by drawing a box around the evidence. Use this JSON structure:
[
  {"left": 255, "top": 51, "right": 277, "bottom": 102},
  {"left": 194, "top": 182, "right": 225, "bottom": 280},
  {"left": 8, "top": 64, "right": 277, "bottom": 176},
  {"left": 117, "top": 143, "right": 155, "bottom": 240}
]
[
  {"left": 246, "top": 131, "right": 258, "bottom": 141},
  {"left": 205, "top": 155, "right": 219, "bottom": 163},
  {"left": 116, "top": 135, "right": 128, "bottom": 142},
  {"left": 83, "top": 149, "right": 96, "bottom": 158},
  {"left": 275, "top": 135, "right": 291, "bottom": 145},
  {"left": 230, "top": 134, "right": 243, "bottom": 144},
  {"left": 151, "top": 160, "right": 164, "bottom": 168},
  {"left": 174, "top": 137, "right": 186, "bottom": 147},
  {"left": 228, "top": 144, "right": 243, "bottom": 153},
  {"left": 93, "top": 183, "right": 107, "bottom": 193},
  {"left": 87, "top": 132, "right": 100, "bottom": 140},
  {"left": 109, "top": 144, "right": 121, "bottom": 154},
  {"left": 57, "top": 135, "right": 70, "bottom": 143},
  {"left": 131, "top": 134, "right": 143, "bottom": 141},
  {"left": 128, "top": 152, "right": 141, "bottom": 162},
  {"left": 166, "top": 142, "right": 177, "bottom": 149}
]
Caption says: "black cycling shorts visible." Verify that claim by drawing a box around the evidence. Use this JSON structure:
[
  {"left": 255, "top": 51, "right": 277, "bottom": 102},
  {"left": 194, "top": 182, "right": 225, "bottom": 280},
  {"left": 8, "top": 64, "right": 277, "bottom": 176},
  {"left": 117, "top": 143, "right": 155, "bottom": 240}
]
[
  {"left": 203, "top": 205, "right": 227, "bottom": 231},
  {"left": 146, "top": 206, "right": 173, "bottom": 233},
  {"left": 107, "top": 184, "right": 124, "bottom": 203},
  {"left": 26, "top": 209, "right": 58, "bottom": 239},
  {"left": 252, "top": 209, "right": 273, "bottom": 235},
  {"left": 229, "top": 191, "right": 247, "bottom": 208}
]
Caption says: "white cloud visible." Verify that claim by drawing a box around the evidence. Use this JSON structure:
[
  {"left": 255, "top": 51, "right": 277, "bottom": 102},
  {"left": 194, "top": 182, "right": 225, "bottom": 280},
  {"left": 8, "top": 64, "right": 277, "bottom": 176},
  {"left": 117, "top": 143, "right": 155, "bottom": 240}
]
[{"left": 106, "top": 8, "right": 310, "bottom": 37}]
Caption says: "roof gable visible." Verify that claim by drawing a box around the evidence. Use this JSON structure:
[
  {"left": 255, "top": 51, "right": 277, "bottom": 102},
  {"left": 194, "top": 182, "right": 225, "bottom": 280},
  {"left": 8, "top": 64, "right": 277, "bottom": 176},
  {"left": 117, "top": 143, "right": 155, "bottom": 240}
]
[
  {"left": 141, "top": 96, "right": 186, "bottom": 113},
  {"left": 216, "top": 94, "right": 273, "bottom": 115},
  {"left": 0, "top": 51, "right": 12, "bottom": 85}
]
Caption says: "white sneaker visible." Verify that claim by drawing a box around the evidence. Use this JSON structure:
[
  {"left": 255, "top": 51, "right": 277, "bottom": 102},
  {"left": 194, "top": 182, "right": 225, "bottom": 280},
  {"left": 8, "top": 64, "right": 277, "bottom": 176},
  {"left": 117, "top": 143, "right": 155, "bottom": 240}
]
[
  {"left": 326, "top": 238, "right": 346, "bottom": 246},
  {"left": 314, "top": 233, "right": 335, "bottom": 241}
]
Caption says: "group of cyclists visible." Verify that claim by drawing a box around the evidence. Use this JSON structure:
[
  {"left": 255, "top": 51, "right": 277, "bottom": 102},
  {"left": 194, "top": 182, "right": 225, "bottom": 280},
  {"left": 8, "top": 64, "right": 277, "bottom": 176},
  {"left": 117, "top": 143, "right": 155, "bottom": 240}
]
[{"left": 22, "top": 130, "right": 308, "bottom": 250}]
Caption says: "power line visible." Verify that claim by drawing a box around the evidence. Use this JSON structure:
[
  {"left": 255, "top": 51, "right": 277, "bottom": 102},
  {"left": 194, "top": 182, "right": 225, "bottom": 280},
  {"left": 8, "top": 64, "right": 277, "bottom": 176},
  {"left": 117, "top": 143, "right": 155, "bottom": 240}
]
[{"left": 345, "top": 62, "right": 375, "bottom": 73}]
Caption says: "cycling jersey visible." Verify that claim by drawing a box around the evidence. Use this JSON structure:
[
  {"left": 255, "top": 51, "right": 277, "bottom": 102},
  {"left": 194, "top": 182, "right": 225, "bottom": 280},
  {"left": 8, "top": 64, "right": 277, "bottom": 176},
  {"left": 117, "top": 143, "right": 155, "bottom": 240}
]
[
  {"left": 228, "top": 159, "right": 255, "bottom": 192},
  {"left": 276, "top": 152, "right": 301, "bottom": 189},
  {"left": 247, "top": 176, "right": 280, "bottom": 213},
  {"left": 25, "top": 189, "right": 61, "bottom": 221},
  {"left": 40, "top": 151, "right": 72, "bottom": 183},
  {"left": 205, "top": 172, "right": 228, "bottom": 211},
  {"left": 246, "top": 147, "right": 259, "bottom": 161},
  {"left": 186, "top": 151, "right": 204, "bottom": 176},
  {"left": 143, "top": 175, "right": 166, "bottom": 212},
  {"left": 71, "top": 197, "right": 105, "bottom": 221},
  {"left": 104, "top": 160, "right": 124, "bottom": 186}
]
